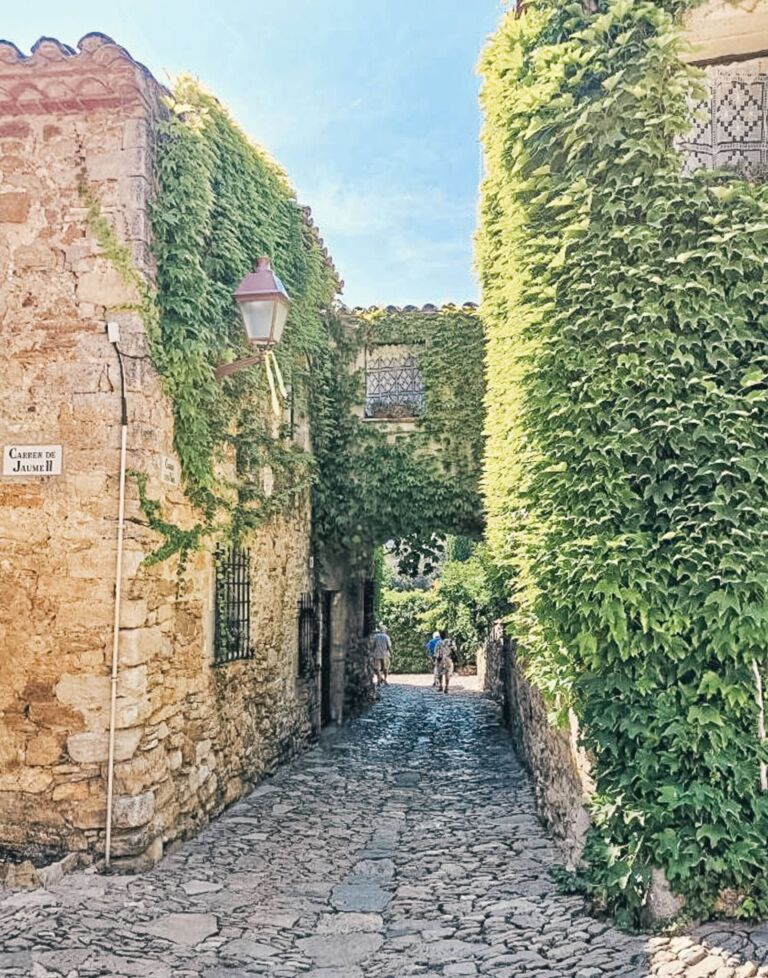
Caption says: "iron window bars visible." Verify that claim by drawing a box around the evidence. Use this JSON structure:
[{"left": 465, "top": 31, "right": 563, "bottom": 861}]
[
  {"left": 213, "top": 546, "right": 254, "bottom": 665},
  {"left": 364, "top": 353, "right": 426, "bottom": 420},
  {"left": 298, "top": 592, "right": 319, "bottom": 677}
]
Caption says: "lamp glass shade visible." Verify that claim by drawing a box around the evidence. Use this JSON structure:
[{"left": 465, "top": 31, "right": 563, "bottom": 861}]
[
  {"left": 234, "top": 257, "right": 291, "bottom": 347},
  {"left": 239, "top": 296, "right": 290, "bottom": 346}
]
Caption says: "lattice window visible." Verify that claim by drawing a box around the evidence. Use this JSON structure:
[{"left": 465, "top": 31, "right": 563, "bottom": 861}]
[
  {"left": 213, "top": 547, "right": 254, "bottom": 665},
  {"left": 679, "top": 68, "right": 768, "bottom": 175},
  {"left": 297, "top": 592, "right": 318, "bottom": 677},
  {"left": 365, "top": 352, "right": 425, "bottom": 420}
]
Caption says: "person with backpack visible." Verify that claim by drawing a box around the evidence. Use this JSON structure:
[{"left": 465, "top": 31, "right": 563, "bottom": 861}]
[
  {"left": 426, "top": 631, "right": 443, "bottom": 687},
  {"left": 426, "top": 631, "right": 442, "bottom": 661}
]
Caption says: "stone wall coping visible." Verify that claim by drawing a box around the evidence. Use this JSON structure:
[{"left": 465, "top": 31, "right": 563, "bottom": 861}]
[
  {"left": 0, "top": 32, "right": 167, "bottom": 117},
  {"left": 344, "top": 302, "right": 479, "bottom": 316}
]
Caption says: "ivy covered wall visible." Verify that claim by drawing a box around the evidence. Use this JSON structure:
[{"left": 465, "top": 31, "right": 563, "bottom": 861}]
[
  {"left": 479, "top": 0, "right": 768, "bottom": 921},
  {"left": 148, "top": 77, "right": 338, "bottom": 551},
  {"left": 312, "top": 305, "right": 486, "bottom": 573},
  {"left": 142, "top": 82, "right": 487, "bottom": 576}
]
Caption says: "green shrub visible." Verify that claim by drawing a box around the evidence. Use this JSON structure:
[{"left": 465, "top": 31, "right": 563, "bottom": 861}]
[{"left": 379, "top": 589, "right": 436, "bottom": 673}]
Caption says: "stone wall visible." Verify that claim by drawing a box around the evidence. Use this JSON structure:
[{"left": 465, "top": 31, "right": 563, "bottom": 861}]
[
  {"left": 106, "top": 505, "right": 319, "bottom": 868},
  {"left": 478, "top": 631, "right": 592, "bottom": 869},
  {"left": 683, "top": 0, "right": 768, "bottom": 66},
  {"left": 318, "top": 556, "right": 375, "bottom": 726},
  {"left": 0, "top": 34, "right": 326, "bottom": 866}
]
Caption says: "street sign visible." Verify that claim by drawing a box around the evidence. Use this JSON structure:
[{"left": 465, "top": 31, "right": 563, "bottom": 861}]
[{"left": 2, "top": 445, "right": 63, "bottom": 477}]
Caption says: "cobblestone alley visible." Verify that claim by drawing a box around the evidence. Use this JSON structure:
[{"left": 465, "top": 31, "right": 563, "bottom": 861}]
[{"left": 2, "top": 677, "right": 768, "bottom": 978}]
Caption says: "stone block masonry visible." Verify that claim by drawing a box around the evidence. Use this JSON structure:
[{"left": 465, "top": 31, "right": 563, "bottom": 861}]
[
  {"left": 0, "top": 35, "right": 327, "bottom": 867},
  {"left": 478, "top": 631, "right": 593, "bottom": 870}
]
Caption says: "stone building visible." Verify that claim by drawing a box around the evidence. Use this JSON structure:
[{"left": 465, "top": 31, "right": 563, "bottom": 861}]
[
  {"left": 480, "top": 0, "right": 768, "bottom": 874},
  {"left": 0, "top": 34, "right": 372, "bottom": 869},
  {"left": 680, "top": 1, "right": 768, "bottom": 173}
]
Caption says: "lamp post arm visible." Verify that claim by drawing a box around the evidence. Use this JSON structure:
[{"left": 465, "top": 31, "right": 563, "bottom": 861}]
[{"left": 214, "top": 352, "right": 268, "bottom": 381}]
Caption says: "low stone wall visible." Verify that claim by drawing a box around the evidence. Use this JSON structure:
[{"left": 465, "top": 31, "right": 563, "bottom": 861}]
[{"left": 479, "top": 630, "right": 592, "bottom": 869}]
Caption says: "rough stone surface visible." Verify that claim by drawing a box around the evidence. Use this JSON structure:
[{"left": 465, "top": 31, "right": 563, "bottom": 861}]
[
  {"left": 332, "top": 884, "right": 393, "bottom": 913},
  {"left": 0, "top": 34, "right": 328, "bottom": 861},
  {"left": 2, "top": 676, "right": 768, "bottom": 977},
  {"left": 141, "top": 912, "right": 219, "bottom": 946}
]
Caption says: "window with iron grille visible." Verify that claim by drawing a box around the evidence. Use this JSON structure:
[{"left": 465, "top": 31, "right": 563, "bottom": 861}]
[
  {"left": 363, "top": 579, "right": 376, "bottom": 637},
  {"left": 213, "top": 547, "right": 254, "bottom": 665},
  {"left": 365, "top": 353, "right": 425, "bottom": 420},
  {"left": 298, "top": 592, "right": 318, "bottom": 677}
]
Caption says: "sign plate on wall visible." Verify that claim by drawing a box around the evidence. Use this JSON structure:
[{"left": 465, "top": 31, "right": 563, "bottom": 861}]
[
  {"left": 161, "top": 455, "right": 180, "bottom": 486},
  {"left": 3, "top": 445, "right": 63, "bottom": 477}
]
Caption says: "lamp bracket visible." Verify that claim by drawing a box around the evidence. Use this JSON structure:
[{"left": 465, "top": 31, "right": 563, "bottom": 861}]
[{"left": 214, "top": 351, "right": 268, "bottom": 381}]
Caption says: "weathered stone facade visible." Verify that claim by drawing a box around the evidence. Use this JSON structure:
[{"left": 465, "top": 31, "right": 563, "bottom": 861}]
[
  {"left": 0, "top": 34, "right": 366, "bottom": 868},
  {"left": 478, "top": 631, "right": 593, "bottom": 869}
]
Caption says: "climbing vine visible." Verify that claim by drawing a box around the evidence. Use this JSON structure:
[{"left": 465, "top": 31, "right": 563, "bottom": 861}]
[
  {"left": 140, "top": 77, "right": 336, "bottom": 551},
  {"left": 311, "top": 305, "right": 486, "bottom": 572},
  {"left": 479, "top": 0, "right": 768, "bottom": 921},
  {"left": 85, "top": 77, "right": 486, "bottom": 575}
]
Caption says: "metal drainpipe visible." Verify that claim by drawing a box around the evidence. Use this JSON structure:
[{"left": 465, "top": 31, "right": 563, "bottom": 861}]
[{"left": 105, "top": 321, "right": 128, "bottom": 868}]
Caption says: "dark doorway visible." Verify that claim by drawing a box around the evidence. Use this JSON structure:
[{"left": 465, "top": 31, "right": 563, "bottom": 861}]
[
  {"left": 321, "top": 590, "right": 334, "bottom": 726},
  {"left": 362, "top": 578, "right": 376, "bottom": 638}
]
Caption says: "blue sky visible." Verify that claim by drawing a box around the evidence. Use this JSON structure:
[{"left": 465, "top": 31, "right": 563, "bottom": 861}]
[{"left": 4, "top": 1, "right": 505, "bottom": 307}]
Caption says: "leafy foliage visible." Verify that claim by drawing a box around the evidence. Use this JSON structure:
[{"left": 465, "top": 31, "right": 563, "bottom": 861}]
[
  {"left": 479, "top": 0, "right": 768, "bottom": 920},
  {"left": 146, "top": 77, "right": 336, "bottom": 547},
  {"left": 422, "top": 540, "right": 506, "bottom": 662},
  {"left": 90, "top": 78, "right": 485, "bottom": 577},
  {"left": 312, "top": 305, "right": 486, "bottom": 570},
  {"left": 379, "top": 589, "right": 436, "bottom": 673}
]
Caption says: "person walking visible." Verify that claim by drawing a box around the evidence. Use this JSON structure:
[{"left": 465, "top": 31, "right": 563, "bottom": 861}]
[
  {"left": 434, "top": 636, "right": 454, "bottom": 694},
  {"left": 426, "top": 630, "right": 442, "bottom": 662},
  {"left": 426, "top": 631, "right": 443, "bottom": 687},
  {"left": 369, "top": 624, "right": 392, "bottom": 689}
]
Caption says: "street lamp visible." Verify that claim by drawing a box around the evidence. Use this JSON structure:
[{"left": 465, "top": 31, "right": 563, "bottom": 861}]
[{"left": 214, "top": 257, "right": 291, "bottom": 380}]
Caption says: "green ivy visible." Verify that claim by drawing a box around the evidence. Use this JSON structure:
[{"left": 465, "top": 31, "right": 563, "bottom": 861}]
[
  {"left": 479, "top": 0, "right": 768, "bottom": 921},
  {"left": 312, "top": 305, "right": 486, "bottom": 571},
  {"left": 139, "top": 78, "right": 338, "bottom": 553},
  {"left": 84, "top": 77, "right": 486, "bottom": 575},
  {"left": 131, "top": 471, "right": 205, "bottom": 570}
]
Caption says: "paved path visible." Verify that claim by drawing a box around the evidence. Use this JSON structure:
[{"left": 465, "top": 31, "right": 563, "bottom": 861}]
[{"left": 2, "top": 676, "right": 768, "bottom": 977}]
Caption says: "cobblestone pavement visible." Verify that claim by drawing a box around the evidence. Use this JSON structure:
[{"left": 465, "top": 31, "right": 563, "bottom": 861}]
[{"left": 2, "top": 676, "right": 768, "bottom": 978}]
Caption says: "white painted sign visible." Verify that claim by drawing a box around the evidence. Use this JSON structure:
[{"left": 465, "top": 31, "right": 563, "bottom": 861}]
[
  {"left": 161, "top": 455, "right": 180, "bottom": 486},
  {"left": 3, "top": 445, "right": 62, "bottom": 477}
]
